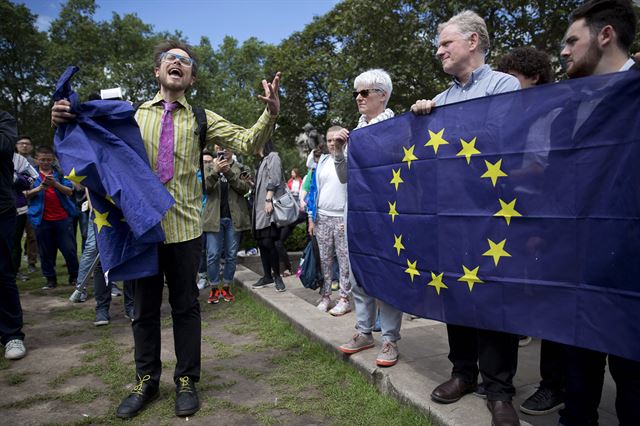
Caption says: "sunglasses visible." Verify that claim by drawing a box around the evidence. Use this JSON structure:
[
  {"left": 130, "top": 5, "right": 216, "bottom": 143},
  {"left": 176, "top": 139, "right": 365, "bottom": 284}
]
[
  {"left": 161, "top": 52, "right": 195, "bottom": 67},
  {"left": 352, "top": 88, "right": 383, "bottom": 99}
]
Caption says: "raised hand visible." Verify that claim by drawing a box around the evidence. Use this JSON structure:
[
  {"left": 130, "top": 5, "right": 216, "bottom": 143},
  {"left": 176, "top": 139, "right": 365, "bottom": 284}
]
[{"left": 258, "top": 72, "right": 281, "bottom": 116}]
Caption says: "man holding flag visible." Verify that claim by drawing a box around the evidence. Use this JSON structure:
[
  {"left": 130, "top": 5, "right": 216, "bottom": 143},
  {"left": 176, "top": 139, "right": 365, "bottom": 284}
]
[
  {"left": 556, "top": 1, "right": 639, "bottom": 425},
  {"left": 52, "top": 40, "right": 280, "bottom": 419},
  {"left": 411, "top": 10, "right": 522, "bottom": 426}
]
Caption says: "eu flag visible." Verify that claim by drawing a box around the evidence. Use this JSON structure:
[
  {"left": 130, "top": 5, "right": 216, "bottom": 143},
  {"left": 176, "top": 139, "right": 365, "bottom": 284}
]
[
  {"left": 348, "top": 68, "right": 640, "bottom": 361},
  {"left": 53, "top": 66, "right": 175, "bottom": 281}
]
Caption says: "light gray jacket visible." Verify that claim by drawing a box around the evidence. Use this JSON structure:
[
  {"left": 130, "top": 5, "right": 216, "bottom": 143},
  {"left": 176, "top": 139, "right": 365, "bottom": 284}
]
[{"left": 252, "top": 151, "right": 284, "bottom": 231}]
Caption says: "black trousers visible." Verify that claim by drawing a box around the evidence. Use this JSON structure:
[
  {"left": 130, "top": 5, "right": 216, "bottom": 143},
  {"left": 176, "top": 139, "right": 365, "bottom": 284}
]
[
  {"left": 559, "top": 346, "right": 640, "bottom": 426},
  {"left": 0, "top": 209, "right": 24, "bottom": 345},
  {"left": 539, "top": 339, "right": 566, "bottom": 391},
  {"left": 132, "top": 236, "right": 202, "bottom": 385},
  {"left": 447, "top": 324, "right": 519, "bottom": 401}
]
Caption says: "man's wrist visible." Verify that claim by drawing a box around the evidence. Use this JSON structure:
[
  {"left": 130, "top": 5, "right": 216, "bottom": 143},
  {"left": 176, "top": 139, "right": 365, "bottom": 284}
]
[{"left": 265, "top": 198, "right": 272, "bottom": 203}]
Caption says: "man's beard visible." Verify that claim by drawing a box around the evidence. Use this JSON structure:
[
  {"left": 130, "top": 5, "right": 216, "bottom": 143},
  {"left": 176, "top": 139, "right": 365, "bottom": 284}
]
[{"left": 568, "top": 41, "right": 603, "bottom": 79}]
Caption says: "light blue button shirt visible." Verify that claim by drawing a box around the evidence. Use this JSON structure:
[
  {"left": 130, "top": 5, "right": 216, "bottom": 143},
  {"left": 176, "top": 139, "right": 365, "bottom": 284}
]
[{"left": 434, "top": 64, "right": 521, "bottom": 106}]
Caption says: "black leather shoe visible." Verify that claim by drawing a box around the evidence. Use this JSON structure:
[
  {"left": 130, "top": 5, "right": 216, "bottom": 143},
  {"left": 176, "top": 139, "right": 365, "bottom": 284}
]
[
  {"left": 431, "top": 376, "right": 477, "bottom": 404},
  {"left": 487, "top": 400, "right": 521, "bottom": 426},
  {"left": 175, "top": 376, "right": 200, "bottom": 417},
  {"left": 116, "top": 375, "right": 159, "bottom": 419}
]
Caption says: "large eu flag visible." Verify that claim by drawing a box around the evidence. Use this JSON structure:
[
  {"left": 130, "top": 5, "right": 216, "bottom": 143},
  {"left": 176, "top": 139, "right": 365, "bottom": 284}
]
[
  {"left": 348, "top": 68, "right": 640, "bottom": 361},
  {"left": 53, "top": 66, "right": 175, "bottom": 281}
]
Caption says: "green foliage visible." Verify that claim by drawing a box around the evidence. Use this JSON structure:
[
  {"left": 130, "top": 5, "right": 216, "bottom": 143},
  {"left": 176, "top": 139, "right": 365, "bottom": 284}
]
[
  {"left": 4, "top": 0, "right": 639, "bottom": 165},
  {"left": 284, "top": 223, "right": 308, "bottom": 251}
]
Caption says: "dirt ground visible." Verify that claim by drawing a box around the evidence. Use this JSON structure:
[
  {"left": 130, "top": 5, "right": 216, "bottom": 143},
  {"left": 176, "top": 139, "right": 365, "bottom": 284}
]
[{"left": 0, "top": 281, "right": 330, "bottom": 426}]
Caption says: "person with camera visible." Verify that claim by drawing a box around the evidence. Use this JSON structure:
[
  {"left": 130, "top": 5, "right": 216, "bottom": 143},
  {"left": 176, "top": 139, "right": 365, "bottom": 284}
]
[
  {"left": 203, "top": 146, "right": 252, "bottom": 304},
  {"left": 26, "top": 145, "right": 79, "bottom": 290}
]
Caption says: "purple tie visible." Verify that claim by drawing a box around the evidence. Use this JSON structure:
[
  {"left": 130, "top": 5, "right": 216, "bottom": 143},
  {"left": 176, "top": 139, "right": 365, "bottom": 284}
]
[{"left": 157, "top": 101, "right": 178, "bottom": 183}]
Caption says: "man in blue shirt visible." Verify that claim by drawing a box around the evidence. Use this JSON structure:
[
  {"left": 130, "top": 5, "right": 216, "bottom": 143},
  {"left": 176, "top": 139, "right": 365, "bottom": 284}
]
[
  {"left": 411, "top": 10, "right": 522, "bottom": 426},
  {"left": 556, "top": 1, "right": 639, "bottom": 425}
]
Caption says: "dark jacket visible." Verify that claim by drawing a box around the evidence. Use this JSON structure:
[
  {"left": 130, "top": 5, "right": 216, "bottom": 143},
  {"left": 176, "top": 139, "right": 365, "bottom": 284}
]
[{"left": 0, "top": 111, "right": 17, "bottom": 214}]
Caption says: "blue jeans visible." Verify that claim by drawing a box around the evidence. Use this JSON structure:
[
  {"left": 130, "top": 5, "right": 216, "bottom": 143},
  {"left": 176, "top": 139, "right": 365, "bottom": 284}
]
[
  {"left": 35, "top": 216, "right": 79, "bottom": 283},
  {"left": 205, "top": 218, "right": 241, "bottom": 285},
  {"left": 77, "top": 221, "right": 98, "bottom": 290}
]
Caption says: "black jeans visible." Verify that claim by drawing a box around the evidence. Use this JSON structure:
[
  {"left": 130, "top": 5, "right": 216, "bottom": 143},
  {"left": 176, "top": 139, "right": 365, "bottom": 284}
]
[
  {"left": 539, "top": 339, "right": 566, "bottom": 391},
  {"left": 94, "top": 262, "right": 135, "bottom": 320},
  {"left": 0, "top": 209, "right": 24, "bottom": 345},
  {"left": 132, "top": 237, "right": 202, "bottom": 385},
  {"left": 559, "top": 346, "right": 640, "bottom": 426},
  {"left": 447, "top": 324, "right": 519, "bottom": 401}
]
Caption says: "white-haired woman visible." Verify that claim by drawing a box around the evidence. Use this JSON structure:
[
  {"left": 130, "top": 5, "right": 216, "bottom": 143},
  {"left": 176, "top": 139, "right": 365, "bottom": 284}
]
[{"left": 333, "top": 68, "right": 403, "bottom": 367}]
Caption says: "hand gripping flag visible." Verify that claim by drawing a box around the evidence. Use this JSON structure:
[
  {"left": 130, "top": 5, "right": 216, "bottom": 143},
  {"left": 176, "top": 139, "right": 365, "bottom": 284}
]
[
  {"left": 53, "top": 66, "right": 175, "bottom": 281},
  {"left": 347, "top": 68, "right": 640, "bottom": 361}
]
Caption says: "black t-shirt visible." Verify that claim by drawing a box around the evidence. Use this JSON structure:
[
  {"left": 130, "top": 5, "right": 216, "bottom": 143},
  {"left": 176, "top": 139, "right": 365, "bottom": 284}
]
[
  {"left": 0, "top": 111, "right": 17, "bottom": 215},
  {"left": 219, "top": 174, "right": 231, "bottom": 219}
]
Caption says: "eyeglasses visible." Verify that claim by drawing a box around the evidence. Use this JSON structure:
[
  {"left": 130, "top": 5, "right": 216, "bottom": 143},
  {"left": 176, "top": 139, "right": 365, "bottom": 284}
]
[
  {"left": 16, "top": 142, "right": 32, "bottom": 145},
  {"left": 161, "top": 52, "right": 195, "bottom": 67},
  {"left": 352, "top": 88, "right": 383, "bottom": 99}
]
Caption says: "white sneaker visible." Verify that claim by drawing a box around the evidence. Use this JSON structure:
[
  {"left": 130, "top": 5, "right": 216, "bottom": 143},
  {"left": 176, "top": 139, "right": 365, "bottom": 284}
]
[
  {"left": 329, "top": 298, "right": 352, "bottom": 316},
  {"left": 4, "top": 339, "right": 26, "bottom": 360},
  {"left": 197, "top": 277, "right": 210, "bottom": 290},
  {"left": 317, "top": 297, "right": 331, "bottom": 312}
]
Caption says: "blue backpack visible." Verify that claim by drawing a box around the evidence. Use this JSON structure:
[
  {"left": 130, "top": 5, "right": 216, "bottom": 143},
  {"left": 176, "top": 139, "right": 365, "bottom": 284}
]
[{"left": 299, "top": 236, "right": 322, "bottom": 290}]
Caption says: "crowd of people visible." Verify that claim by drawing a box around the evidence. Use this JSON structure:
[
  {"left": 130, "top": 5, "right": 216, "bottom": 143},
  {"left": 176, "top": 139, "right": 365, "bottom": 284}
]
[{"left": 0, "top": 0, "right": 639, "bottom": 424}]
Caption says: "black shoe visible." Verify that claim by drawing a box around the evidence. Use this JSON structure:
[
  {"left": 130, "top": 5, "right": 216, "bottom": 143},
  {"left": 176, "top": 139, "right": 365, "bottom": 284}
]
[
  {"left": 274, "top": 276, "right": 286, "bottom": 292},
  {"left": 252, "top": 277, "right": 275, "bottom": 289},
  {"left": 116, "top": 375, "right": 159, "bottom": 419},
  {"left": 42, "top": 280, "right": 57, "bottom": 290},
  {"left": 175, "top": 376, "right": 200, "bottom": 417},
  {"left": 520, "top": 387, "right": 564, "bottom": 415}
]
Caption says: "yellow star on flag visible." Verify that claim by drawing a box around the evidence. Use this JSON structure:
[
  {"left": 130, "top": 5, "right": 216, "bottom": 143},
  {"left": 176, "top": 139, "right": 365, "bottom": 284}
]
[
  {"left": 456, "top": 137, "right": 481, "bottom": 165},
  {"left": 93, "top": 209, "right": 112, "bottom": 234},
  {"left": 388, "top": 201, "right": 399, "bottom": 223},
  {"left": 393, "top": 234, "right": 405, "bottom": 256},
  {"left": 105, "top": 195, "right": 116, "bottom": 205},
  {"left": 425, "top": 128, "right": 449, "bottom": 155},
  {"left": 428, "top": 271, "right": 448, "bottom": 295},
  {"left": 390, "top": 168, "right": 404, "bottom": 191},
  {"left": 404, "top": 259, "right": 421, "bottom": 282},
  {"left": 458, "top": 265, "right": 484, "bottom": 292},
  {"left": 481, "top": 159, "right": 508, "bottom": 187},
  {"left": 402, "top": 145, "right": 419, "bottom": 169},
  {"left": 482, "top": 238, "right": 511, "bottom": 266},
  {"left": 494, "top": 198, "right": 522, "bottom": 225},
  {"left": 64, "top": 168, "right": 86, "bottom": 184}
]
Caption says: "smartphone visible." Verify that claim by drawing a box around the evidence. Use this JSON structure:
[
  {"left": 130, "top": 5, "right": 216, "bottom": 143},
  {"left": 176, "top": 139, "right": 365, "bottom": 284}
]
[{"left": 217, "top": 151, "right": 225, "bottom": 160}]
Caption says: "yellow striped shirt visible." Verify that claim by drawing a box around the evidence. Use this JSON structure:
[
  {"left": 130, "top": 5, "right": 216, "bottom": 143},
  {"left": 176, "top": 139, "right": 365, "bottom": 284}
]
[{"left": 135, "top": 92, "right": 276, "bottom": 244}]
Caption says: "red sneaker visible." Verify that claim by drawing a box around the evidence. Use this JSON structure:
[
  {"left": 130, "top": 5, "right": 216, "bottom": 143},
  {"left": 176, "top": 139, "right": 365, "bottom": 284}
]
[
  {"left": 207, "top": 288, "right": 221, "bottom": 304},
  {"left": 221, "top": 287, "right": 235, "bottom": 302}
]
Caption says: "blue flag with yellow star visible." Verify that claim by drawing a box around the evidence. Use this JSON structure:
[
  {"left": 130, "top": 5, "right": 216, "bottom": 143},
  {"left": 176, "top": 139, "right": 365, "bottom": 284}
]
[
  {"left": 348, "top": 68, "right": 640, "bottom": 361},
  {"left": 52, "top": 66, "right": 175, "bottom": 281}
]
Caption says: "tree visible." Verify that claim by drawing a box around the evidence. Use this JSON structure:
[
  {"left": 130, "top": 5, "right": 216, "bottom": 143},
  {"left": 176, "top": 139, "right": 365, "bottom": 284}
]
[{"left": 0, "top": 0, "right": 50, "bottom": 143}]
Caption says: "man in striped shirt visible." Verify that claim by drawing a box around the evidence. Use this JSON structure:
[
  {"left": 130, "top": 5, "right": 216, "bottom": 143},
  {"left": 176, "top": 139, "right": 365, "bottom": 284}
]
[{"left": 52, "top": 39, "right": 280, "bottom": 419}]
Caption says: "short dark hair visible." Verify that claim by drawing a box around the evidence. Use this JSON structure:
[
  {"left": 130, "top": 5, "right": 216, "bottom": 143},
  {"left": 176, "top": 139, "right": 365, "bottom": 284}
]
[
  {"left": 497, "top": 47, "right": 553, "bottom": 86},
  {"left": 35, "top": 145, "right": 54, "bottom": 156},
  {"left": 570, "top": 0, "right": 637, "bottom": 51},
  {"left": 153, "top": 39, "right": 198, "bottom": 77},
  {"left": 16, "top": 135, "right": 32, "bottom": 143}
]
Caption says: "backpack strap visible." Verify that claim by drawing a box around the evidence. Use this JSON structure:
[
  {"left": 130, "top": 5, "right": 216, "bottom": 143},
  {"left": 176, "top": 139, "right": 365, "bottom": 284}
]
[{"left": 192, "top": 106, "right": 208, "bottom": 196}]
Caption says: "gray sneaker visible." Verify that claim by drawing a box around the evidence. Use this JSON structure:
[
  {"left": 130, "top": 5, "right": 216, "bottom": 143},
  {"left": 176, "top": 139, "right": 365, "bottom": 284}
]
[
  {"left": 69, "top": 289, "right": 88, "bottom": 303},
  {"left": 338, "top": 333, "right": 374, "bottom": 354},
  {"left": 4, "top": 339, "right": 26, "bottom": 360},
  {"left": 376, "top": 341, "right": 399, "bottom": 367},
  {"left": 252, "top": 277, "right": 274, "bottom": 289}
]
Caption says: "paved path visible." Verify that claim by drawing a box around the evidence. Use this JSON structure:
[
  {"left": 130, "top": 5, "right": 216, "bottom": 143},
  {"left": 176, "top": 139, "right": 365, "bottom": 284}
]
[{"left": 234, "top": 263, "right": 618, "bottom": 426}]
